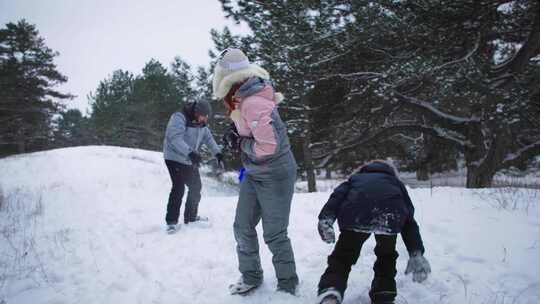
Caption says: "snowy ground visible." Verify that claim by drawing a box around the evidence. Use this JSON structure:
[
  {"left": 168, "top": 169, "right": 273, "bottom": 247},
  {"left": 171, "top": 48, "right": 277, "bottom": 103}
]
[{"left": 1, "top": 146, "right": 539, "bottom": 304}]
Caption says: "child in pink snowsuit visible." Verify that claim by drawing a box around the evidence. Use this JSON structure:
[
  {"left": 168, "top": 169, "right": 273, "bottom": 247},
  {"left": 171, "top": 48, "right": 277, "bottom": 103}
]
[{"left": 212, "top": 48, "right": 299, "bottom": 295}]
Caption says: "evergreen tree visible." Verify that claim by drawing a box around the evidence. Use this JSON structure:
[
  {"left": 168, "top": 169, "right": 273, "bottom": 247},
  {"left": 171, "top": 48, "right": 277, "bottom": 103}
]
[
  {"left": 0, "top": 20, "right": 71, "bottom": 156},
  {"left": 53, "top": 109, "right": 95, "bottom": 147},
  {"left": 327, "top": 0, "right": 540, "bottom": 187},
  {"left": 90, "top": 69, "right": 135, "bottom": 147},
  {"left": 89, "top": 58, "right": 196, "bottom": 150},
  {"left": 215, "top": 0, "right": 540, "bottom": 187}
]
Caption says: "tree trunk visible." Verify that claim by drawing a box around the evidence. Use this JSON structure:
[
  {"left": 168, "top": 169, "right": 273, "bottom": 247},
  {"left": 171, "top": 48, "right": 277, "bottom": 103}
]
[
  {"left": 464, "top": 128, "right": 510, "bottom": 188},
  {"left": 325, "top": 167, "right": 332, "bottom": 179},
  {"left": 462, "top": 122, "right": 492, "bottom": 188},
  {"left": 416, "top": 166, "right": 430, "bottom": 181},
  {"left": 415, "top": 133, "right": 431, "bottom": 181},
  {"left": 17, "top": 141, "right": 25, "bottom": 154},
  {"left": 466, "top": 165, "right": 496, "bottom": 188},
  {"left": 464, "top": 147, "right": 496, "bottom": 188},
  {"left": 303, "top": 138, "right": 317, "bottom": 192}
]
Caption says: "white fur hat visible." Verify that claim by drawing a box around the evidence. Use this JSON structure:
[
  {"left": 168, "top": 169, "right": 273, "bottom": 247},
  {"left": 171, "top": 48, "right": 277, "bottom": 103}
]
[{"left": 212, "top": 48, "right": 270, "bottom": 99}]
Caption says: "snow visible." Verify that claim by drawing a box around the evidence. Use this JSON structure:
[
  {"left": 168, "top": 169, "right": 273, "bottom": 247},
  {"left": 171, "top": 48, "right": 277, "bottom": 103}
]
[
  {"left": 1, "top": 146, "right": 540, "bottom": 304},
  {"left": 497, "top": 2, "right": 515, "bottom": 14},
  {"left": 491, "top": 39, "right": 522, "bottom": 65}
]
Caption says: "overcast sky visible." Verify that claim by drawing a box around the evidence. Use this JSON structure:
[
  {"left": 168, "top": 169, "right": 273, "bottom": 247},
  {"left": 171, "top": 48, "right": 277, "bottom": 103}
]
[{"left": 0, "top": 0, "right": 247, "bottom": 113}]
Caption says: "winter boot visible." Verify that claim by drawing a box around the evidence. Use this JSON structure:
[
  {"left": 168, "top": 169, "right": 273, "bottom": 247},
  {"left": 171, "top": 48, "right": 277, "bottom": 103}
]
[
  {"left": 371, "top": 300, "right": 395, "bottom": 304},
  {"left": 229, "top": 277, "right": 261, "bottom": 295},
  {"left": 193, "top": 215, "right": 208, "bottom": 222},
  {"left": 369, "top": 271, "right": 397, "bottom": 303},
  {"left": 316, "top": 288, "right": 342, "bottom": 304},
  {"left": 166, "top": 224, "right": 178, "bottom": 234},
  {"left": 277, "top": 284, "right": 298, "bottom": 296},
  {"left": 185, "top": 215, "right": 209, "bottom": 224}
]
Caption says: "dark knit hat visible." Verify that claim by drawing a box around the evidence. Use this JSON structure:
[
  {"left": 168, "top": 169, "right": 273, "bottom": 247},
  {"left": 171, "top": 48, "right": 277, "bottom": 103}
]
[
  {"left": 194, "top": 100, "right": 211, "bottom": 117},
  {"left": 184, "top": 100, "right": 211, "bottom": 119}
]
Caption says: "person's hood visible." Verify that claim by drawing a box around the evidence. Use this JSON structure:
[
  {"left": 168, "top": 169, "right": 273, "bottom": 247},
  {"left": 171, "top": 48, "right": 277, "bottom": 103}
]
[
  {"left": 358, "top": 161, "right": 397, "bottom": 177},
  {"left": 236, "top": 77, "right": 284, "bottom": 103},
  {"left": 212, "top": 48, "right": 270, "bottom": 99}
]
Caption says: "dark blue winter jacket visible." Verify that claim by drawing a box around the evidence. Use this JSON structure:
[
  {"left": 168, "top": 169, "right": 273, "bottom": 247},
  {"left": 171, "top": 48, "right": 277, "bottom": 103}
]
[{"left": 319, "top": 162, "right": 425, "bottom": 254}]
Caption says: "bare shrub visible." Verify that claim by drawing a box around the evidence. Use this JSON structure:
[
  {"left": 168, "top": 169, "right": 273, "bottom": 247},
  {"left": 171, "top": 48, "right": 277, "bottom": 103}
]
[
  {"left": 0, "top": 188, "right": 49, "bottom": 294},
  {"left": 493, "top": 175, "right": 540, "bottom": 189},
  {"left": 474, "top": 185, "right": 538, "bottom": 213}
]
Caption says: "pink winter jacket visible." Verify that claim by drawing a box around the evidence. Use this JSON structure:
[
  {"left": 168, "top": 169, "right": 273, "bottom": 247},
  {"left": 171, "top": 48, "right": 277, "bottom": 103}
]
[{"left": 235, "top": 85, "right": 277, "bottom": 159}]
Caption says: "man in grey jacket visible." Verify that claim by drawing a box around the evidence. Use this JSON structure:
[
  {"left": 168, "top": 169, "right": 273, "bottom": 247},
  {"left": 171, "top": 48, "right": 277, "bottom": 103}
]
[{"left": 163, "top": 100, "right": 222, "bottom": 233}]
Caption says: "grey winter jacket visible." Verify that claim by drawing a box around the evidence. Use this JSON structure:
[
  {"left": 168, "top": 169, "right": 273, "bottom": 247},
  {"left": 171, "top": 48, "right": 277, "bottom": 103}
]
[
  {"left": 235, "top": 78, "right": 297, "bottom": 180},
  {"left": 163, "top": 112, "right": 220, "bottom": 165}
]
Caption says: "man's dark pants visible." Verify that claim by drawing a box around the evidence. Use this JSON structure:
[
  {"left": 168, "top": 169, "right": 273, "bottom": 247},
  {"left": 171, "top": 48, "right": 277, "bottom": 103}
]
[{"left": 165, "top": 160, "right": 202, "bottom": 225}]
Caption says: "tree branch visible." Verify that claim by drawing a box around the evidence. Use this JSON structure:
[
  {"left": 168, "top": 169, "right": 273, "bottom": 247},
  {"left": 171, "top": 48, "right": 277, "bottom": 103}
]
[
  {"left": 320, "top": 71, "right": 384, "bottom": 81},
  {"left": 491, "top": 2, "right": 540, "bottom": 76},
  {"left": 502, "top": 141, "right": 540, "bottom": 168},
  {"left": 431, "top": 34, "right": 481, "bottom": 73},
  {"left": 393, "top": 91, "right": 480, "bottom": 125},
  {"left": 314, "top": 123, "right": 472, "bottom": 167}
]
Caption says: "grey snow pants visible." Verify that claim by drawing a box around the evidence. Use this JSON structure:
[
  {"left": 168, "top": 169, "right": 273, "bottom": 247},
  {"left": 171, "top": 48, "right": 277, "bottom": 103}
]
[{"left": 233, "top": 168, "right": 299, "bottom": 292}]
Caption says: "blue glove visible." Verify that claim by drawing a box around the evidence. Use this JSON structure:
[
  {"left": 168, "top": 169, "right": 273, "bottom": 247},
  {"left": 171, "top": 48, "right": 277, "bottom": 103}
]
[{"left": 238, "top": 167, "right": 246, "bottom": 182}]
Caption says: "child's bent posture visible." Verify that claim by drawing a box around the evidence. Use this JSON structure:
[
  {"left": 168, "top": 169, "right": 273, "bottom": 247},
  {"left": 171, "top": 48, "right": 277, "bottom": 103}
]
[{"left": 316, "top": 160, "right": 431, "bottom": 304}]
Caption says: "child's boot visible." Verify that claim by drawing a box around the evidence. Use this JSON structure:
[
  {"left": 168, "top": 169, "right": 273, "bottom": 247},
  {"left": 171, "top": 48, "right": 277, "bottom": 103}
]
[
  {"left": 316, "top": 287, "right": 342, "bottom": 304},
  {"left": 369, "top": 276, "right": 397, "bottom": 304}
]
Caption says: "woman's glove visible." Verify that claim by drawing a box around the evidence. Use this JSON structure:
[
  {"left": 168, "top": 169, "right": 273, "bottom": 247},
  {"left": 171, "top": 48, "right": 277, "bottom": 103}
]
[
  {"left": 215, "top": 153, "right": 224, "bottom": 161},
  {"left": 405, "top": 251, "right": 431, "bottom": 283},
  {"left": 215, "top": 153, "right": 224, "bottom": 167},
  {"left": 317, "top": 218, "right": 336, "bottom": 244}
]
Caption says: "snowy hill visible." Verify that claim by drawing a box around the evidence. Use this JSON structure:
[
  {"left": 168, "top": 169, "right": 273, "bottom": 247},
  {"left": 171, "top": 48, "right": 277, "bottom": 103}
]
[{"left": 1, "top": 146, "right": 539, "bottom": 304}]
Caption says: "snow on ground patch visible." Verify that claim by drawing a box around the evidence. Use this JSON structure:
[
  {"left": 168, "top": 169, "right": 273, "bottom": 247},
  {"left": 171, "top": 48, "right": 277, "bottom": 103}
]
[{"left": 1, "top": 146, "right": 539, "bottom": 304}]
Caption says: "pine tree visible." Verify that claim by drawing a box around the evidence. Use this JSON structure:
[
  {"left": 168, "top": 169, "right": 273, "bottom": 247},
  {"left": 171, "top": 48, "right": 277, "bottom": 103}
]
[
  {"left": 89, "top": 58, "right": 195, "bottom": 150},
  {"left": 215, "top": 0, "right": 540, "bottom": 187},
  {"left": 53, "top": 109, "right": 95, "bottom": 147},
  {"left": 90, "top": 69, "right": 135, "bottom": 147},
  {"left": 0, "top": 20, "right": 71, "bottom": 156}
]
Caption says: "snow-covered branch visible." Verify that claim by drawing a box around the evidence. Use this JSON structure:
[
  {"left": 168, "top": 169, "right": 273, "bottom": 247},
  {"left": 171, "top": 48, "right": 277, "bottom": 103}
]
[
  {"left": 320, "top": 71, "right": 384, "bottom": 81},
  {"left": 502, "top": 141, "right": 540, "bottom": 168},
  {"left": 314, "top": 123, "right": 473, "bottom": 167},
  {"left": 309, "top": 51, "right": 351, "bottom": 67},
  {"left": 431, "top": 34, "right": 480, "bottom": 73},
  {"left": 491, "top": 2, "right": 540, "bottom": 77},
  {"left": 289, "top": 28, "right": 348, "bottom": 51},
  {"left": 393, "top": 91, "right": 480, "bottom": 125}
]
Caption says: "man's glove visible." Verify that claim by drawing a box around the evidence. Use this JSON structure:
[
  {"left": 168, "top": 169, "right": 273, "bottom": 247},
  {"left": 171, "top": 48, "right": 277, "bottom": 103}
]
[
  {"left": 405, "top": 251, "right": 431, "bottom": 283},
  {"left": 188, "top": 152, "right": 202, "bottom": 167},
  {"left": 317, "top": 218, "right": 336, "bottom": 244},
  {"left": 223, "top": 123, "right": 241, "bottom": 152},
  {"left": 215, "top": 153, "right": 224, "bottom": 168}
]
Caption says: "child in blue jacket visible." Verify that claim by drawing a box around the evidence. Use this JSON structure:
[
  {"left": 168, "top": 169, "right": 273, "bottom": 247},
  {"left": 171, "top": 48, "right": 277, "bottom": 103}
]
[{"left": 316, "top": 160, "right": 431, "bottom": 304}]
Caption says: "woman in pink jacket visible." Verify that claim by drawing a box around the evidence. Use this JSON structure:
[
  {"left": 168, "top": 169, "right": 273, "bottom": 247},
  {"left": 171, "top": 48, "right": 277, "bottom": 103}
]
[{"left": 213, "top": 48, "right": 299, "bottom": 295}]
